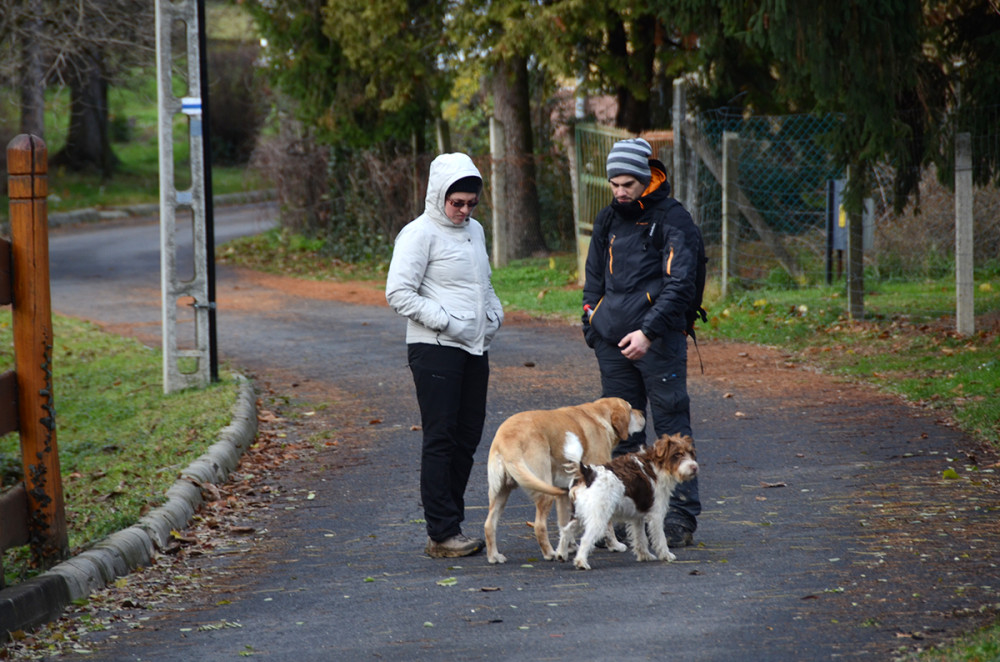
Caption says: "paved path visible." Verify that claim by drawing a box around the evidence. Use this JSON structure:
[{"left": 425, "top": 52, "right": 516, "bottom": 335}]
[{"left": 40, "top": 207, "right": 1000, "bottom": 661}]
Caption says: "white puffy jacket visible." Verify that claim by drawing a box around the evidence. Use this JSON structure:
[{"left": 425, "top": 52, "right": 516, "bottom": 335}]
[{"left": 385, "top": 153, "right": 504, "bottom": 356}]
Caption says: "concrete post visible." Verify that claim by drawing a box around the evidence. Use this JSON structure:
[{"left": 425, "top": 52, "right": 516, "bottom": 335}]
[
  {"left": 672, "top": 79, "right": 687, "bottom": 206},
  {"left": 490, "top": 117, "right": 508, "bottom": 268},
  {"left": 846, "top": 166, "right": 865, "bottom": 320},
  {"left": 955, "top": 133, "right": 974, "bottom": 336},
  {"left": 155, "top": 0, "right": 211, "bottom": 393},
  {"left": 721, "top": 132, "right": 739, "bottom": 297}
]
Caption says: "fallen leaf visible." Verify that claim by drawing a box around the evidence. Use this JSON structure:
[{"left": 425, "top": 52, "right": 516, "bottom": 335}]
[
  {"left": 761, "top": 482, "right": 787, "bottom": 489},
  {"left": 169, "top": 530, "right": 198, "bottom": 544},
  {"left": 436, "top": 577, "right": 458, "bottom": 586}
]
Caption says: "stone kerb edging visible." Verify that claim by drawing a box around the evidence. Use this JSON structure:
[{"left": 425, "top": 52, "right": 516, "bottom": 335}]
[
  {"left": 0, "top": 375, "right": 258, "bottom": 636},
  {"left": 43, "top": 189, "right": 277, "bottom": 228}
]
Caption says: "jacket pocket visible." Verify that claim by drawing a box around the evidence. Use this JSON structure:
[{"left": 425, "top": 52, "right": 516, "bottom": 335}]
[
  {"left": 444, "top": 309, "right": 478, "bottom": 344},
  {"left": 484, "top": 309, "right": 501, "bottom": 345}
]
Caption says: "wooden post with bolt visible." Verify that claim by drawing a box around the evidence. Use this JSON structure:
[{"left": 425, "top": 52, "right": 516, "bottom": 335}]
[{"left": 5, "top": 134, "right": 68, "bottom": 568}]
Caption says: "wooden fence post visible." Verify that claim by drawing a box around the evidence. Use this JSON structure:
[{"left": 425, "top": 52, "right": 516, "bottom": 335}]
[{"left": 6, "top": 134, "right": 68, "bottom": 566}]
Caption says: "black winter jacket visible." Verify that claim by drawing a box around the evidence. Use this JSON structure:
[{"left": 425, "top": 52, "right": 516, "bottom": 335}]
[{"left": 582, "top": 160, "right": 703, "bottom": 347}]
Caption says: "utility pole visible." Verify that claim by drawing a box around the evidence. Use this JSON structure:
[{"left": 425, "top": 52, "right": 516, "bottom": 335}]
[{"left": 154, "top": 0, "right": 216, "bottom": 392}]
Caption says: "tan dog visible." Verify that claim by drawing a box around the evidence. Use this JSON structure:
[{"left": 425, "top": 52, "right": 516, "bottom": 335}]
[{"left": 484, "top": 397, "right": 645, "bottom": 564}]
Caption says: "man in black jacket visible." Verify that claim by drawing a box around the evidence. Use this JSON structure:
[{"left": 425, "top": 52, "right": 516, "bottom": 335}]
[{"left": 581, "top": 137, "right": 703, "bottom": 547}]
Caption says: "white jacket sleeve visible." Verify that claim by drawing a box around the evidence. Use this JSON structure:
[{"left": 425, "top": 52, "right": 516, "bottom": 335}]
[{"left": 385, "top": 224, "right": 450, "bottom": 333}]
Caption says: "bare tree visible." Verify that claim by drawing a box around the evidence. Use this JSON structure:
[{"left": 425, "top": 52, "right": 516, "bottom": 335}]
[{"left": 0, "top": 0, "right": 154, "bottom": 173}]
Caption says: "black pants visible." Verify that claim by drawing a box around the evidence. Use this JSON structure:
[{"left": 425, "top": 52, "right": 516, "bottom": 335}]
[
  {"left": 593, "top": 330, "right": 701, "bottom": 530},
  {"left": 407, "top": 343, "right": 489, "bottom": 542}
]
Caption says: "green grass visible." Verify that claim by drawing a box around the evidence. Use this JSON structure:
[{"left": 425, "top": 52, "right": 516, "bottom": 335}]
[
  {"left": 0, "top": 312, "right": 240, "bottom": 585},
  {"left": 490, "top": 254, "right": 583, "bottom": 319},
  {"left": 704, "top": 284, "right": 1000, "bottom": 446}
]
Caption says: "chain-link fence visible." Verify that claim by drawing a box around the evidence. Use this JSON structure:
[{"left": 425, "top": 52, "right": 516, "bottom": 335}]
[
  {"left": 574, "top": 104, "right": 1000, "bottom": 321},
  {"left": 692, "top": 106, "right": 1000, "bottom": 291}
]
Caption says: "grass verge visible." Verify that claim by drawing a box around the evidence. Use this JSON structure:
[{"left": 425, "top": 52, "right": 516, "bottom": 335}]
[{"left": 0, "top": 312, "right": 239, "bottom": 586}]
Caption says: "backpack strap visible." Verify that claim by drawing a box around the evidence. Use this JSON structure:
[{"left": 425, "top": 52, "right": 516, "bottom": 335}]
[{"left": 647, "top": 202, "right": 708, "bottom": 374}]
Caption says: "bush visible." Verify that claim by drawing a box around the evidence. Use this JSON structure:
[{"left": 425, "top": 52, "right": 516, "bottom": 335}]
[
  {"left": 251, "top": 122, "right": 575, "bottom": 265},
  {"left": 207, "top": 40, "right": 269, "bottom": 166}
]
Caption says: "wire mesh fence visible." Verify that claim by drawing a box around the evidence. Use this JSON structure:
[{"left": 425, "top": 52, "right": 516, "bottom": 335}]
[{"left": 574, "top": 104, "right": 1000, "bottom": 322}]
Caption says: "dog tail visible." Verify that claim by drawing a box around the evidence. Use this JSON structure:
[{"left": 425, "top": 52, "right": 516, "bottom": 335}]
[
  {"left": 562, "top": 432, "right": 586, "bottom": 485},
  {"left": 563, "top": 431, "right": 584, "bottom": 464},
  {"left": 504, "top": 459, "right": 567, "bottom": 497}
]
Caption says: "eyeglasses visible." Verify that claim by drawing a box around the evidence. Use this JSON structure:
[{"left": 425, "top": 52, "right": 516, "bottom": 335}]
[{"left": 447, "top": 198, "right": 479, "bottom": 210}]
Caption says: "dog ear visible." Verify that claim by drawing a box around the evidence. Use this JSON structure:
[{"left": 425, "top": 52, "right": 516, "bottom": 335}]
[
  {"left": 650, "top": 434, "right": 673, "bottom": 463},
  {"left": 611, "top": 401, "right": 631, "bottom": 440}
]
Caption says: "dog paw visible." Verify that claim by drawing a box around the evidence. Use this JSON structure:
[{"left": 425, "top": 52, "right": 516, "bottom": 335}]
[
  {"left": 487, "top": 553, "right": 507, "bottom": 564},
  {"left": 608, "top": 540, "right": 628, "bottom": 553},
  {"left": 573, "top": 558, "right": 592, "bottom": 570},
  {"left": 661, "top": 551, "right": 676, "bottom": 562}
]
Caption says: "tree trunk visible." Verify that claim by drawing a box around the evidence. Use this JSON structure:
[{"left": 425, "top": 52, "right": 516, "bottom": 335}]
[
  {"left": 52, "top": 51, "right": 118, "bottom": 177},
  {"left": 608, "top": 13, "right": 656, "bottom": 133},
  {"left": 491, "top": 55, "right": 547, "bottom": 259}
]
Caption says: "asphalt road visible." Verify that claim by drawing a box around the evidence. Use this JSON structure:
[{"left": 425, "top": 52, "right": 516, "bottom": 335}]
[{"left": 43, "top": 205, "right": 1000, "bottom": 661}]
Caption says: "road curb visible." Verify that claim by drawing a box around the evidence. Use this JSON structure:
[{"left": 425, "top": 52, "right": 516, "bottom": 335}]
[
  {"left": 45, "top": 190, "right": 276, "bottom": 228},
  {"left": 0, "top": 375, "right": 258, "bottom": 638}
]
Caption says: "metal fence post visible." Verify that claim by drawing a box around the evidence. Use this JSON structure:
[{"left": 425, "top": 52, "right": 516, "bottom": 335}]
[
  {"left": 954, "top": 132, "right": 974, "bottom": 336},
  {"left": 6, "top": 134, "right": 68, "bottom": 566}
]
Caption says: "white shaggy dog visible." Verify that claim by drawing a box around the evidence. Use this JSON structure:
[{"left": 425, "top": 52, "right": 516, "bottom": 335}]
[{"left": 559, "top": 431, "right": 699, "bottom": 570}]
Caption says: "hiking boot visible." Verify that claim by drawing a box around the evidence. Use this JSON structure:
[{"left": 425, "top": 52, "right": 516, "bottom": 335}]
[
  {"left": 665, "top": 523, "right": 694, "bottom": 548},
  {"left": 425, "top": 534, "right": 484, "bottom": 558}
]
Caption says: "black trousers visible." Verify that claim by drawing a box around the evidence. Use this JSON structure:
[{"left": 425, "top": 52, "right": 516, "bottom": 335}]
[
  {"left": 407, "top": 343, "right": 490, "bottom": 542},
  {"left": 593, "top": 330, "right": 701, "bottom": 529}
]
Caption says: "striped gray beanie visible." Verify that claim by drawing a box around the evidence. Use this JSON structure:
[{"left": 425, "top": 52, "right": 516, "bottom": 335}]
[{"left": 606, "top": 138, "right": 652, "bottom": 186}]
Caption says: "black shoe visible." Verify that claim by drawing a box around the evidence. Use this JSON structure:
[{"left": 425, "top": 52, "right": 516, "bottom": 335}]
[{"left": 665, "top": 523, "right": 694, "bottom": 547}]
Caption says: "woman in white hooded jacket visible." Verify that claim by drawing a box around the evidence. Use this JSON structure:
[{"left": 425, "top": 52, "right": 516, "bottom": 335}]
[{"left": 386, "top": 152, "right": 504, "bottom": 558}]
